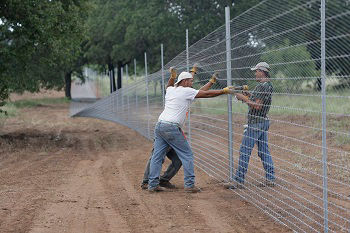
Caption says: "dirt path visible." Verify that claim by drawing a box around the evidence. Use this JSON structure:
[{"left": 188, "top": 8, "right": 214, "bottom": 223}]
[{"left": 0, "top": 101, "right": 290, "bottom": 233}]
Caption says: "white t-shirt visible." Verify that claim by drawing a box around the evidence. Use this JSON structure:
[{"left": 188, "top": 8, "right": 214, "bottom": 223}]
[{"left": 158, "top": 86, "right": 199, "bottom": 126}]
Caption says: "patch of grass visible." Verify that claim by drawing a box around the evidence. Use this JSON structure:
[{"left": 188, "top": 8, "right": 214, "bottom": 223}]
[
  {"left": 190, "top": 91, "right": 350, "bottom": 117},
  {"left": 0, "top": 97, "right": 70, "bottom": 121},
  {"left": 0, "top": 103, "right": 17, "bottom": 118},
  {"left": 11, "top": 97, "right": 70, "bottom": 108}
]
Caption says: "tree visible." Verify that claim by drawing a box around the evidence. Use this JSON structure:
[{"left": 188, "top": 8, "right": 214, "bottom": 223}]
[
  {"left": 0, "top": 0, "right": 91, "bottom": 102},
  {"left": 85, "top": 0, "right": 246, "bottom": 89},
  {"left": 305, "top": 0, "right": 350, "bottom": 90},
  {"left": 261, "top": 39, "right": 318, "bottom": 93}
]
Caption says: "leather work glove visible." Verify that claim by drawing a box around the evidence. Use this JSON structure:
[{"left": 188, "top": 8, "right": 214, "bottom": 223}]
[
  {"left": 190, "top": 63, "right": 198, "bottom": 74},
  {"left": 222, "top": 86, "right": 235, "bottom": 94},
  {"left": 209, "top": 72, "right": 218, "bottom": 84},
  {"left": 222, "top": 85, "right": 249, "bottom": 94},
  {"left": 169, "top": 67, "right": 177, "bottom": 79}
]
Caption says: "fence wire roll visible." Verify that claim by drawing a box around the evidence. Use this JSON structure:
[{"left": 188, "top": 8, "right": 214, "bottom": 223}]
[{"left": 71, "top": 0, "right": 350, "bottom": 232}]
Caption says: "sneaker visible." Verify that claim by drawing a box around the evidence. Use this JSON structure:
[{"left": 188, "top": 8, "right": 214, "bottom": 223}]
[
  {"left": 223, "top": 182, "right": 245, "bottom": 189},
  {"left": 159, "top": 180, "right": 176, "bottom": 189},
  {"left": 141, "top": 183, "right": 148, "bottom": 190},
  {"left": 257, "top": 180, "right": 275, "bottom": 187},
  {"left": 148, "top": 185, "right": 166, "bottom": 192},
  {"left": 184, "top": 186, "right": 201, "bottom": 193}
]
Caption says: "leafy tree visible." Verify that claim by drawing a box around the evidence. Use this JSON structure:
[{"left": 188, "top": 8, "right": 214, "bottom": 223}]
[
  {"left": 0, "top": 0, "right": 91, "bottom": 102},
  {"left": 85, "top": 0, "right": 253, "bottom": 90},
  {"left": 261, "top": 39, "right": 318, "bottom": 93},
  {"left": 305, "top": 0, "right": 350, "bottom": 90}
]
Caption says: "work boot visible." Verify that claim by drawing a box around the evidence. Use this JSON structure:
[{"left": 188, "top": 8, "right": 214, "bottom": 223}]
[
  {"left": 141, "top": 183, "right": 148, "bottom": 190},
  {"left": 184, "top": 186, "right": 201, "bottom": 193},
  {"left": 223, "top": 182, "right": 245, "bottom": 189},
  {"left": 148, "top": 185, "right": 166, "bottom": 192},
  {"left": 159, "top": 180, "right": 176, "bottom": 189},
  {"left": 257, "top": 179, "right": 275, "bottom": 187}
]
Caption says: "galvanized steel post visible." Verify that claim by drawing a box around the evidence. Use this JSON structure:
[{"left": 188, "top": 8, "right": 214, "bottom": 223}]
[
  {"left": 161, "top": 44, "right": 165, "bottom": 107},
  {"left": 145, "top": 52, "right": 150, "bottom": 139},
  {"left": 321, "top": 0, "right": 328, "bottom": 232},
  {"left": 186, "top": 29, "right": 191, "bottom": 145},
  {"left": 121, "top": 67, "right": 124, "bottom": 114},
  {"left": 126, "top": 64, "right": 129, "bottom": 120},
  {"left": 134, "top": 58, "right": 138, "bottom": 127},
  {"left": 225, "top": 6, "right": 234, "bottom": 180},
  {"left": 126, "top": 64, "right": 128, "bottom": 86}
]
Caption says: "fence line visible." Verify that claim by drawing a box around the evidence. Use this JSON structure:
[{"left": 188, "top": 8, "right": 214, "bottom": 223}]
[{"left": 71, "top": 0, "right": 350, "bottom": 232}]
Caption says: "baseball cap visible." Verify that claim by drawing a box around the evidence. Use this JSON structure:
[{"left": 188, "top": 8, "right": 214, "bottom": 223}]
[
  {"left": 175, "top": 71, "right": 192, "bottom": 85},
  {"left": 251, "top": 62, "right": 270, "bottom": 72}
]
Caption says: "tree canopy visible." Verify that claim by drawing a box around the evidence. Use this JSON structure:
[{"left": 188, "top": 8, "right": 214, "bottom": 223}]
[
  {"left": 0, "top": 0, "right": 90, "bottom": 101},
  {"left": 2, "top": 0, "right": 344, "bottom": 109}
]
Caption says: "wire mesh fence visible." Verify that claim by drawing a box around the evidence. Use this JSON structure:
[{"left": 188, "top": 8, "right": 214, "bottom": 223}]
[{"left": 71, "top": 0, "right": 350, "bottom": 232}]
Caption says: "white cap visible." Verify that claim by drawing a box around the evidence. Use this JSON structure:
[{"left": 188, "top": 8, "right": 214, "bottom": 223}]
[
  {"left": 175, "top": 71, "right": 192, "bottom": 85},
  {"left": 251, "top": 62, "right": 270, "bottom": 72}
]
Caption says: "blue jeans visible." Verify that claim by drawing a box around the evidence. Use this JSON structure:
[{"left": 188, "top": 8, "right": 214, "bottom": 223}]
[
  {"left": 149, "top": 122, "right": 195, "bottom": 189},
  {"left": 235, "top": 119, "right": 275, "bottom": 184},
  {"left": 142, "top": 147, "right": 182, "bottom": 184}
]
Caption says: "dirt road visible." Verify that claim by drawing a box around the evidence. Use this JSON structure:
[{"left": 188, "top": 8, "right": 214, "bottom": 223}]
[{"left": 0, "top": 100, "right": 290, "bottom": 233}]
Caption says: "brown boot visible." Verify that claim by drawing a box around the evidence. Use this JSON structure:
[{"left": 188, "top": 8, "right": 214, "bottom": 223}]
[
  {"left": 223, "top": 182, "right": 245, "bottom": 189},
  {"left": 159, "top": 180, "right": 176, "bottom": 189},
  {"left": 257, "top": 179, "right": 275, "bottom": 187},
  {"left": 184, "top": 186, "right": 201, "bottom": 193},
  {"left": 148, "top": 185, "right": 166, "bottom": 192}
]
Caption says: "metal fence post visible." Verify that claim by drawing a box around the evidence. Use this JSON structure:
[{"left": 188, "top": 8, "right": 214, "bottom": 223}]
[
  {"left": 121, "top": 66, "right": 124, "bottom": 116},
  {"left": 134, "top": 58, "right": 138, "bottom": 128},
  {"left": 186, "top": 29, "right": 191, "bottom": 145},
  {"left": 126, "top": 64, "right": 129, "bottom": 122},
  {"left": 161, "top": 44, "right": 165, "bottom": 107},
  {"left": 321, "top": 0, "right": 328, "bottom": 232},
  {"left": 145, "top": 52, "right": 150, "bottom": 139},
  {"left": 225, "top": 6, "right": 234, "bottom": 181}
]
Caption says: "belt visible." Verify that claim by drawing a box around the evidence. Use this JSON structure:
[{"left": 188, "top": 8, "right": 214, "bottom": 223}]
[{"left": 158, "top": 120, "right": 181, "bottom": 127}]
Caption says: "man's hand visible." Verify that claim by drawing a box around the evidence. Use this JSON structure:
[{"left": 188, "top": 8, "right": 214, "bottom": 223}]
[
  {"left": 235, "top": 93, "right": 248, "bottom": 102},
  {"left": 242, "top": 91, "right": 250, "bottom": 97},
  {"left": 170, "top": 67, "right": 177, "bottom": 79},
  {"left": 222, "top": 86, "right": 234, "bottom": 94},
  {"left": 209, "top": 72, "right": 217, "bottom": 84},
  {"left": 190, "top": 63, "right": 198, "bottom": 74}
]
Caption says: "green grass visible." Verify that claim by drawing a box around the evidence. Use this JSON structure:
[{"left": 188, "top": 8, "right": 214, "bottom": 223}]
[
  {"left": 0, "top": 97, "right": 70, "bottom": 120},
  {"left": 191, "top": 91, "right": 350, "bottom": 117},
  {"left": 11, "top": 97, "right": 70, "bottom": 108}
]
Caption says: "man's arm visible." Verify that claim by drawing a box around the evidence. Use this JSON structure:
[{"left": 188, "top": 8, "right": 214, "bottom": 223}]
[
  {"left": 166, "top": 67, "right": 177, "bottom": 88},
  {"left": 235, "top": 93, "right": 262, "bottom": 110},
  {"left": 195, "top": 86, "right": 233, "bottom": 98},
  {"left": 199, "top": 73, "right": 217, "bottom": 91}
]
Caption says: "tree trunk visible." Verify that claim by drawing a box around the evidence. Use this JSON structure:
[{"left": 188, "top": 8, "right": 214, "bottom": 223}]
[
  {"left": 117, "top": 61, "right": 122, "bottom": 89},
  {"left": 315, "top": 77, "right": 321, "bottom": 91},
  {"left": 108, "top": 63, "right": 116, "bottom": 92},
  {"left": 65, "top": 71, "right": 72, "bottom": 99}
]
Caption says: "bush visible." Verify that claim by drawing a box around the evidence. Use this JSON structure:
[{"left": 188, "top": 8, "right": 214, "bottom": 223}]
[{"left": 0, "top": 84, "right": 9, "bottom": 116}]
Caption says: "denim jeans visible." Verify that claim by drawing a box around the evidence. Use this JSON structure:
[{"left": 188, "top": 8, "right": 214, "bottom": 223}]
[
  {"left": 142, "top": 147, "right": 182, "bottom": 184},
  {"left": 235, "top": 119, "right": 275, "bottom": 184},
  {"left": 149, "top": 122, "right": 195, "bottom": 189}
]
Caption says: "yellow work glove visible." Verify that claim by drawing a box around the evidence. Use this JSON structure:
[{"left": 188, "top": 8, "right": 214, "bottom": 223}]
[
  {"left": 209, "top": 72, "right": 218, "bottom": 84},
  {"left": 222, "top": 86, "right": 234, "bottom": 94},
  {"left": 190, "top": 63, "right": 198, "bottom": 74},
  {"left": 169, "top": 67, "right": 177, "bottom": 79},
  {"left": 242, "top": 85, "right": 249, "bottom": 91}
]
